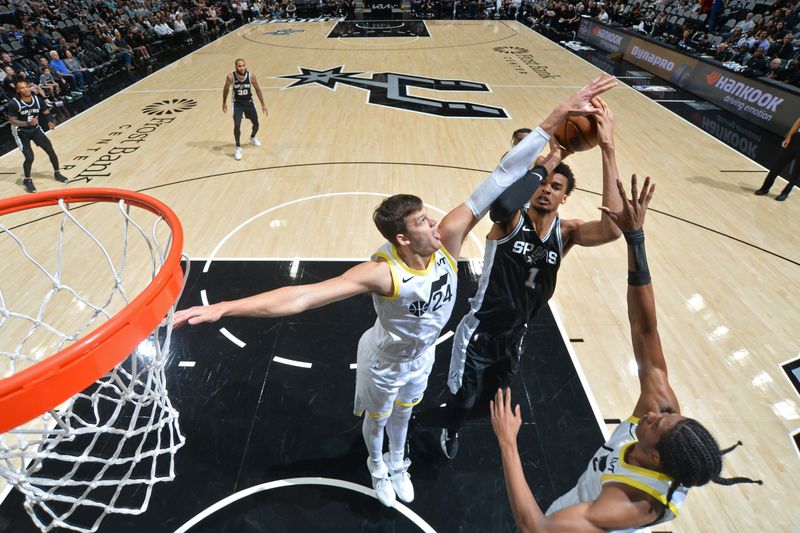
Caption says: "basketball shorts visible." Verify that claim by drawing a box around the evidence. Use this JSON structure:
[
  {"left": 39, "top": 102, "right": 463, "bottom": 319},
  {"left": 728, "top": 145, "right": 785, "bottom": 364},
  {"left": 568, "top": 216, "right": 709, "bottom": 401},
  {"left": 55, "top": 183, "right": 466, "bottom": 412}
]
[
  {"left": 232, "top": 100, "right": 257, "bottom": 122},
  {"left": 353, "top": 328, "right": 435, "bottom": 419}
]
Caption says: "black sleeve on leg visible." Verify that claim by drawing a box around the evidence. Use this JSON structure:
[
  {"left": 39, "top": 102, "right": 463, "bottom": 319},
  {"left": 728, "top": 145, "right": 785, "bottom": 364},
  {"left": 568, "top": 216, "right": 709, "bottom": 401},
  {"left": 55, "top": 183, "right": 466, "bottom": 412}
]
[{"left": 489, "top": 166, "right": 547, "bottom": 224}]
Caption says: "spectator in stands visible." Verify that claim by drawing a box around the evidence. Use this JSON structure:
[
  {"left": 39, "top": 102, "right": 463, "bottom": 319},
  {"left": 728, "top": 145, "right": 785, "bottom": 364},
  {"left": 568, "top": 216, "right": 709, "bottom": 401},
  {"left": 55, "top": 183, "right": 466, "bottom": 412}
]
[
  {"left": 128, "top": 27, "right": 153, "bottom": 61},
  {"left": 677, "top": 28, "right": 695, "bottom": 51},
  {"left": 770, "top": 32, "right": 797, "bottom": 60},
  {"left": 103, "top": 35, "right": 133, "bottom": 70},
  {"left": 767, "top": 57, "right": 784, "bottom": 80},
  {"left": 22, "top": 26, "right": 44, "bottom": 55},
  {"left": 38, "top": 66, "right": 61, "bottom": 100},
  {"left": 62, "top": 50, "right": 95, "bottom": 87},
  {"left": 49, "top": 50, "right": 85, "bottom": 93},
  {"left": 735, "top": 12, "right": 756, "bottom": 34},
  {"left": 597, "top": 4, "right": 609, "bottom": 23},
  {"left": 287, "top": 1, "right": 297, "bottom": 19},
  {"left": 154, "top": 15, "right": 175, "bottom": 39},
  {"left": 1, "top": 66, "right": 18, "bottom": 97},
  {"left": 744, "top": 46, "right": 768, "bottom": 74},
  {"left": 781, "top": 59, "right": 800, "bottom": 85},
  {"left": 753, "top": 30, "right": 772, "bottom": 54},
  {"left": 174, "top": 13, "right": 190, "bottom": 38},
  {"left": 729, "top": 42, "right": 752, "bottom": 64},
  {"left": 33, "top": 23, "right": 54, "bottom": 51}
]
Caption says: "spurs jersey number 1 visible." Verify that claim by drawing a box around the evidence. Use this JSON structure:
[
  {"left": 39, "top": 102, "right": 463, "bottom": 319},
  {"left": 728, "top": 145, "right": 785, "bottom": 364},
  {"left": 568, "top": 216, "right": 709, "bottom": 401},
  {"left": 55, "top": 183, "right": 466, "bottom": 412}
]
[
  {"left": 369, "top": 243, "right": 458, "bottom": 363},
  {"left": 232, "top": 71, "right": 253, "bottom": 103}
]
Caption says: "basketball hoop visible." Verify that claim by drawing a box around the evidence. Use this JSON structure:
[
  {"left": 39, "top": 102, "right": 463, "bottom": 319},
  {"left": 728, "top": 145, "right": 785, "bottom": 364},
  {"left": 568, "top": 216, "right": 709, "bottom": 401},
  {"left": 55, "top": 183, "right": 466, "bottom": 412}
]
[{"left": 0, "top": 188, "right": 187, "bottom": 532}]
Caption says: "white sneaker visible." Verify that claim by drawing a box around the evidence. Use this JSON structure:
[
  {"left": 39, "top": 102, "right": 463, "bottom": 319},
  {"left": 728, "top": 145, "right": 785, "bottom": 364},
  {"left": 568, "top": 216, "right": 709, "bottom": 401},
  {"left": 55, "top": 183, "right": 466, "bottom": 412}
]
[
  {"left": 367, "top": 458, "right": 395, "bottom": 507},
  {"left": 250, "top": 136, "right": 261, "bottom": 147},
  {"left": 234, "top": 146, "right": 242, "bottom": 160},
  {"left": 385, "top": 453, "right": 414, "bottom": 503}
]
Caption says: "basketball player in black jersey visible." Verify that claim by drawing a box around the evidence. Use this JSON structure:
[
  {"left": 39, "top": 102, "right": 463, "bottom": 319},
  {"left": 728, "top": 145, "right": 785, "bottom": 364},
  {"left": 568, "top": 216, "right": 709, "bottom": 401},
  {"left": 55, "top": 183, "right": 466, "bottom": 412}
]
[
  {"left": 442, "top": 97, "right": 624, "bottom": 458},
  {"left": 6, "top": 78, "right": 68, "bottom": 193},
  {"left": 222, "top": 58, "right": 268, "bottom": 161}
]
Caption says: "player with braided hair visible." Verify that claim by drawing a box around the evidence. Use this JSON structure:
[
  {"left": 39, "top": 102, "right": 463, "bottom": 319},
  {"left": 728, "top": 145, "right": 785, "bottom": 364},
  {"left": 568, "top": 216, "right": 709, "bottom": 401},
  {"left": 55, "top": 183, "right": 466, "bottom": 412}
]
[{"left": 490, "top": 174, "right": 761, "bottom": 532}]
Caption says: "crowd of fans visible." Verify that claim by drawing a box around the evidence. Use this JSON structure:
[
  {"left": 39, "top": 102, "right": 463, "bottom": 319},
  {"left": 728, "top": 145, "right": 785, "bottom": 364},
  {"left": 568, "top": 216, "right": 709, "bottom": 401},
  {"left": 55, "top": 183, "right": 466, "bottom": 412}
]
[
  {"left": 522, "top": 0, "right": 800, "bottom": 86},
  {"left": 0, "top": 0, "right": 354, "bottom": 119},
  {"left": 0, "top": 0, "right": 796, "bottom": 119}
]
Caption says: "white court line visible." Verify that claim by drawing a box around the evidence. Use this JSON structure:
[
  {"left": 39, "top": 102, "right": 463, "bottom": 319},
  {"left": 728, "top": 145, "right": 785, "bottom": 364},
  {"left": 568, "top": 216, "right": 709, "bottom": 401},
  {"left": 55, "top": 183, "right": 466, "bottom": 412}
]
[
  {"left": 549, "top": 303, "right": 610, "bottom": 441},
  {"left": 172, "top": 477, "right": 436, "bottom": 533},
  {"left": 202, "top": 192, "right": 484, "bottom": 273},
  {"left": 178, "top": 361, "right": 197, "bottom": 368},
  {"left": 349, "top": 363, "right": 358, "bottom": 369},
  {"left": 200, "top": 289, "right": 209, "bottom": 306},
  {"left": 273, "top": 356, "right": 313, "bottom": 368},
  {"left": 650, "top": 99, "right": 696, "bottom": 103},
  {"left": 219, "top": 327, "right": 246, "bottom": 348},
  {"left": 435, "top": 330, "right": 454, "bottom": 346},
  {"left": 126, "top": 87, "right": 286, "bottom": 93}
]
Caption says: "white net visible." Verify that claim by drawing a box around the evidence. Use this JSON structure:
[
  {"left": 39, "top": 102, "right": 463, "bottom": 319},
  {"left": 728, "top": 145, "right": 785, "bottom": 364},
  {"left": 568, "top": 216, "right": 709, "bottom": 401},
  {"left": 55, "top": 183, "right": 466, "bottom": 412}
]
[{"left": 0, "top": 195, "right": 186, "bottom": 532}]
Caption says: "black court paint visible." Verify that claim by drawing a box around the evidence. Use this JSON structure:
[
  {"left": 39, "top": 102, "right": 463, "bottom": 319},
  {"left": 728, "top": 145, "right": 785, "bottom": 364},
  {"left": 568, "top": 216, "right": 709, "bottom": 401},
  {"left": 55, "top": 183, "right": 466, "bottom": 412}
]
[{"left": 0, "top": 260, "right": 604, "bottom": 532}]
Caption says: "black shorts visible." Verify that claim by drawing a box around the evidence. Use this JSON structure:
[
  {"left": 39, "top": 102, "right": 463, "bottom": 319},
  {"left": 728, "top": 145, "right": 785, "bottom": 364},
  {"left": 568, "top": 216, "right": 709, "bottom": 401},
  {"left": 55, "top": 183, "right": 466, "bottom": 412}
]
[
  {"left": 14, "top": 126, "right": 49, "bottom": 151},
  {"left": 233, "top": 100, "right": 258, "bottom": 122},
  {"left": 461, "top": 323, "right": 527, "bottom": 393}
]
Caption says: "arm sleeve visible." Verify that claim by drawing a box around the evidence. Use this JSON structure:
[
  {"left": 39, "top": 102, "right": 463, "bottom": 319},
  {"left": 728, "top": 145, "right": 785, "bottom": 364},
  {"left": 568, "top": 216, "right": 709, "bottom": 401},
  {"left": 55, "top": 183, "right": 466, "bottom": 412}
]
[
  {"left": 489, "top": 166, "right": 548, "bottom": 223},
  {"left": 465, "top": 126, "right": 550, "bottom": 218}
]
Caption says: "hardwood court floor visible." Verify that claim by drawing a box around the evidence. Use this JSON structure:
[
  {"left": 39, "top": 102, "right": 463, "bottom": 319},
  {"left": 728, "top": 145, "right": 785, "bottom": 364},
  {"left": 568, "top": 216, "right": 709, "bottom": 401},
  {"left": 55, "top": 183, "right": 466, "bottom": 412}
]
[{"left": 0, "top": 20, "right": 798, "bottom": 532}]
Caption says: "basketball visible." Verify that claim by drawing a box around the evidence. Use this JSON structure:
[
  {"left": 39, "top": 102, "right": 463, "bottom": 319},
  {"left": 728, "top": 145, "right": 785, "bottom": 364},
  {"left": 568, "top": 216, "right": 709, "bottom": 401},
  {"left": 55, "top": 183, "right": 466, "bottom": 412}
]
[{"left": 553, "top": 116, "right": 599, "bottom": 153}]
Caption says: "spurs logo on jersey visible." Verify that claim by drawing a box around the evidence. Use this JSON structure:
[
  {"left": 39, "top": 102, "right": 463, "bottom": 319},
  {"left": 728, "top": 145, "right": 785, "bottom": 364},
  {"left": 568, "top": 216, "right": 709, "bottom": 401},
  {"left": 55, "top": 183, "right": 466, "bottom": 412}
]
[
  {"left": 232, "top": 71, "right": 253, "bottom": 103},
  {"left": 368, "top": 242, "right": 458, "bottom": 363},
  {"left": 470, "top": 211, "right": 563, "bottom": 333}
]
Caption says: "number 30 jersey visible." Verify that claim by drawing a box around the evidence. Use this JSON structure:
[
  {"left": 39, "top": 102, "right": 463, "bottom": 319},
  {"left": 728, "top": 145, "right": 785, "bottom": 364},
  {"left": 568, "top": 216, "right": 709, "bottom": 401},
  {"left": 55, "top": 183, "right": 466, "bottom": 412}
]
[
  {"left": 369, "top": 242, "right": 458, "bottom": 363},
  {"left": 471, "top": 211, "right": 563, "bottom": 334}
]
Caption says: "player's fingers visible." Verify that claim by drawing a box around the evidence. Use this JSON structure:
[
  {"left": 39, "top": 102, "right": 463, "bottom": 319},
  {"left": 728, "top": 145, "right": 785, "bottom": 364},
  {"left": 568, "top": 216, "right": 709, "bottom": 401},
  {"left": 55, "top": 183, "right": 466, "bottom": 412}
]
[
  {"left": 639, "top": 176, "right": 651, "bottom": 204},
  {"left": 644, "top": 182, "right": 656, "bottom": 206},
  {"left": 515, "top": 404, "right": 521, "bottom": 420},
  {"left": 505, "top": 387, "right": 512, "bottom": 411},
  {"left": 615, "top": 177, "right": 628, "bottom": 202}
]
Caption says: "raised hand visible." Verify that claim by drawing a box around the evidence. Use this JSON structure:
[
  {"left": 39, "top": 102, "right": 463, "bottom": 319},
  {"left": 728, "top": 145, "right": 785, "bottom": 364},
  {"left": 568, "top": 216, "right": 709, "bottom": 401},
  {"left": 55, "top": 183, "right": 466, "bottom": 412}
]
[
  {"left": 561, "top": 74, "right": 617, "bottom": 117},
  {"left": 491, "top": 388, "right": 522, "bottom": 449},
  {"left": 592, "top": 96, "right": 614, "bottom": 149},
  {"left": 598, "top": 174, "right": 655, "bottom": 233}
]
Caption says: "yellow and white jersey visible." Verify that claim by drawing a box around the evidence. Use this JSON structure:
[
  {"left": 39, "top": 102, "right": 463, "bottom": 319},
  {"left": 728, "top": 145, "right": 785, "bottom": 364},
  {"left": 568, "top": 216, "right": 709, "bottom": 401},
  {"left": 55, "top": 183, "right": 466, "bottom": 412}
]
[
  {"left": 546, "top": 416, "right": 688, "bottom": 532},
  {"left": 367, "top": 242, "right": 458, "bottom": 364}
]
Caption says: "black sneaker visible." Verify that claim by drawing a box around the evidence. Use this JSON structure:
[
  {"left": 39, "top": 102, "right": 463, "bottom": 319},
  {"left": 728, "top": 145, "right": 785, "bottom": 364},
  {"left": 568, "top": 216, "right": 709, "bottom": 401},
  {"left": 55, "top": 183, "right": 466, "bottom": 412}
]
[
  {"left": 440, "top": 428, "right": 460, "bottom": 459},
  {"left": 23, "top": 178, "right": 36, "bottom": 193},
  {"left": 54, "top": 171, "right": 68, "bottom": 183},
  {"left": 776, "top": 193, "right": 789, "bottom": 201},
  {"left": 754, "top": 188, "right": 769, "bottom": 196}
]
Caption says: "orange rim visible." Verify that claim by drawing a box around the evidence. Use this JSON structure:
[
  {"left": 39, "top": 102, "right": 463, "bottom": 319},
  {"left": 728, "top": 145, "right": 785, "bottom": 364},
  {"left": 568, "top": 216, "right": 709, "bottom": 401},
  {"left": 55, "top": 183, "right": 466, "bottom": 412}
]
[{"left": 0, "top": 188, "right": 184, "bottom": 434}]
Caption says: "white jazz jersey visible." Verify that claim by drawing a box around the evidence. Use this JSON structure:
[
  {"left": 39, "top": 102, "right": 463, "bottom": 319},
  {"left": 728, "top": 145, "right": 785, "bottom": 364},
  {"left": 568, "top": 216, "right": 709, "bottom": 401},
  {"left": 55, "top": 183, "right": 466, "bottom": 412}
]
[
  {"left": 546, "top": 416, "right": 688, "bottom": 532},
  {"left": 368, "top": 242, "right": 458, "bottom": 364}
]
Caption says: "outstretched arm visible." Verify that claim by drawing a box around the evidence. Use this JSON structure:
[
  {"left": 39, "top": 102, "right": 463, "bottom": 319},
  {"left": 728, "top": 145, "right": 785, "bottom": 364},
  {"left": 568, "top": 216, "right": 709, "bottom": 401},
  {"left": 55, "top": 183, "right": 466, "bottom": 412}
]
[
  {"left": 491, "top": 389, "right": 656, "bottom": 532},
  {"left": 599, "top": 176, "right": 679, "bottom": 417},
  {"left": 562, "top": 97, "right": 623, "bottom": 253},
  {"left": 172, "top": 260, "right": 393, "bottom": 328},
  {"left": 489, "top": 138, "right": 568, "bottom": 225},
  {"left": 440, "top": 75, "right": 618, "bottom": 259}
]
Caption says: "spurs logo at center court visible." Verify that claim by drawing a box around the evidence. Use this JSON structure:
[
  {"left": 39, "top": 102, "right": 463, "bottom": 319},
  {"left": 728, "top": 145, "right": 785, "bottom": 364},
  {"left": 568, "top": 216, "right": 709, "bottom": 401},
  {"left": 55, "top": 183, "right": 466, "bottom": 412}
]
[{"left": 277, "top": 66, "right": 509, "bottom": 118}]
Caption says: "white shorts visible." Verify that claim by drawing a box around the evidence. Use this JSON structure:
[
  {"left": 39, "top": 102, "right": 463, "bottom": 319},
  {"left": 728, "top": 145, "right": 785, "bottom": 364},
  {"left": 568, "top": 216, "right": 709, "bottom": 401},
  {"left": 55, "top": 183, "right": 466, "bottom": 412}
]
[{"left": 353, "top": 329, "right": 435, "bottom": 418}]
